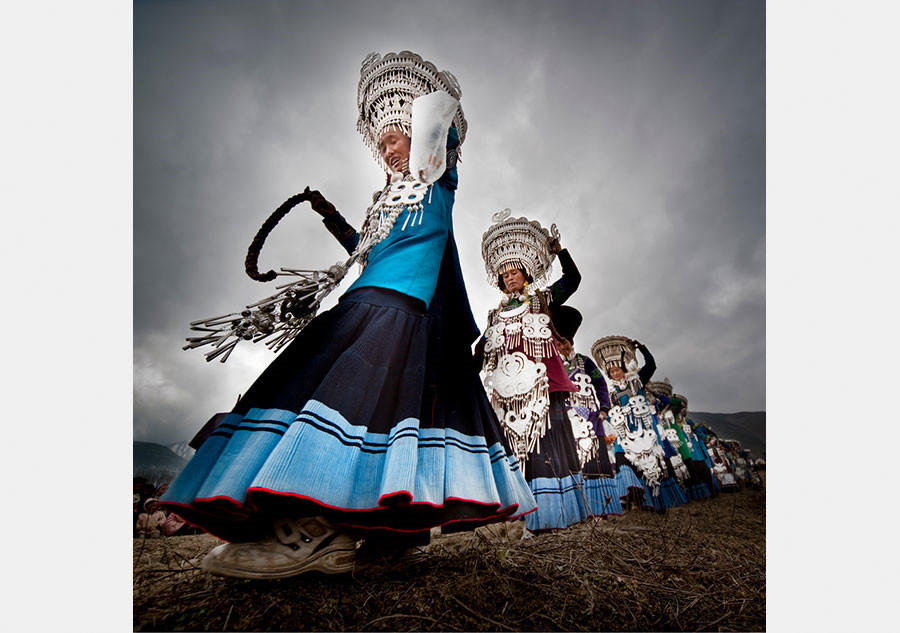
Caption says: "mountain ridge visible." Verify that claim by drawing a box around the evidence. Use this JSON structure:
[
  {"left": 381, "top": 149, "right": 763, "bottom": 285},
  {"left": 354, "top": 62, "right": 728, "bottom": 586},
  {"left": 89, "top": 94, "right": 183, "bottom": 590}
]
[
  {"left": 687, "top": 410, "right": 765, "bottom": 458},
  {"left": 133, "top": 441, "right": 188, "bottom": 480}
]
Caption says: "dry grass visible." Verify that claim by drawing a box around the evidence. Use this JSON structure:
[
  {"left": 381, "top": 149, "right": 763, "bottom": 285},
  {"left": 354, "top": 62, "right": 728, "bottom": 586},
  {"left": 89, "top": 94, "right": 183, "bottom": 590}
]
[{"left": 134, "top": 489, "right": 764, "bottom": 631}]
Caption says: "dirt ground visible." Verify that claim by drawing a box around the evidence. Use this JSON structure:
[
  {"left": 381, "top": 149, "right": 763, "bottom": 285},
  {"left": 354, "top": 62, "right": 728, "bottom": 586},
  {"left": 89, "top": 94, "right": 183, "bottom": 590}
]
[{"left": 134, "top": 488, "right": 765, "bottom": 631}]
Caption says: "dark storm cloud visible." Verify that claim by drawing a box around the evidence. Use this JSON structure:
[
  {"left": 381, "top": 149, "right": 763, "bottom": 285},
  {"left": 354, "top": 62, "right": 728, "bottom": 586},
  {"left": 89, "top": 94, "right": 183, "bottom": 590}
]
[{"left": 135, "top": 0, "right": 765, "bottom": 445}]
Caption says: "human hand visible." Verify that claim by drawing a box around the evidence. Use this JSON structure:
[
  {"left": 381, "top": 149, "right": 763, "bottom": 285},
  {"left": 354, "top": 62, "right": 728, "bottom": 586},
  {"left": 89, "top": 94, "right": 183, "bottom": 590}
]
[
  {"left": 304, "top": 186, "right": 337, "bottom": 217},
  {"left": 417, "top": 152, "right": 445, "bottom": 183},
  {"left": 547, "top": 237, "right": 562, "bottom": 255}
]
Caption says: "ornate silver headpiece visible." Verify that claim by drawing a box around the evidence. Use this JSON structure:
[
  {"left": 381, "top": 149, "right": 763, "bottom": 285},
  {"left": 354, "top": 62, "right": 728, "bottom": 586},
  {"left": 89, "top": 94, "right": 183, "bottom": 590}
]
[
  {"left": 481, "top": 209, "right": 559, "bottom": 289},
  {"left": 591, "top": 335, "right": 637, "bottom": 372},
  {"left": 646, "top": 378, "right": 673, "bottom": 397},
  {"left": 357, "top": 51, "right": 467, "bottom": 169}
]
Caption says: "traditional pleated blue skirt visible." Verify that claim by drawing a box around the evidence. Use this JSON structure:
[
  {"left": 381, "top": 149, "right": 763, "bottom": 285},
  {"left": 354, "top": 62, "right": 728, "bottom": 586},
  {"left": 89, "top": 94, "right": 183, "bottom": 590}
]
[
  {"left": 684, "top": 480, "right": 711, "bottom": 501},
  {"left": 577, "top": 412, "right": 622, "bottom": 517},
  {"left": 161, "top": 262, "right": 536, "bottom": 543},
  {"left": 613, "top": 453, "right": 655, "bottom": 508},
  {"left": 583, "top": 476, "right": 623, "bottom": 517},
  {"left": 523, "top": 393, "right": 591, "bottom": 532},
  {"left": 683, "top": 459, "right": 712, "bottom": 501},
  {"left": 651, "top": 477, "right": 689, "bottom": 511}
]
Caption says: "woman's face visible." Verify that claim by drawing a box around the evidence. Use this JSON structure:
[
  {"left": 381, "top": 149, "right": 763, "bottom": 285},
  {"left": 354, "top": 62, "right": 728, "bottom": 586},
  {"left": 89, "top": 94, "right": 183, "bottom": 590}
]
[
  {"left": 378, "top": 127, "right": 411, "bottom": 174},
  {"left": 501, "top": 268, "right": 527, "bottom": 293},
  {"left": 608, "top": 365, "right": 625, "bottom": 381},
  {"left": 555, "top": 337, "right": 573, "bottom": 358}
]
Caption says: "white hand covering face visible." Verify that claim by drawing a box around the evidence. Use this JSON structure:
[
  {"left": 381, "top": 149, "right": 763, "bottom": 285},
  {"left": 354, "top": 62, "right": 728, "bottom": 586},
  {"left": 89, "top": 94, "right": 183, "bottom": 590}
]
[{"left": 409, "top": 90, "right": 460, "bottom": 185}]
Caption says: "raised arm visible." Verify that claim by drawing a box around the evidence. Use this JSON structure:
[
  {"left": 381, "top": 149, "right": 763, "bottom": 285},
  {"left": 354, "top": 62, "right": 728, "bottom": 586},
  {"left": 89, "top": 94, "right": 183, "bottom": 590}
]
[
  {"left": 583, "top": 355, "right": 610, "bottom": 412},
  {"left": 321, "top": 213, "right": 360, "bottom": 255},
  {"left": 546, "top": 247, "right": 581, "bottom": 309},
  {"left": 634, "top": 340, "right": 657, "bottom": 386},
  {"left": 307, "top": 188, "right": 360, "bottom": 255}
]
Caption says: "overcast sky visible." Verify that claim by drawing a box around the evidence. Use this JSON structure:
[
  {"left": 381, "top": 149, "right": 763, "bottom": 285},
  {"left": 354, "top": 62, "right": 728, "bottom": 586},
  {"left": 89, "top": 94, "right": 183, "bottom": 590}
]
[{"left": 134, "top": 0, "right": 765, "bottom": 446}]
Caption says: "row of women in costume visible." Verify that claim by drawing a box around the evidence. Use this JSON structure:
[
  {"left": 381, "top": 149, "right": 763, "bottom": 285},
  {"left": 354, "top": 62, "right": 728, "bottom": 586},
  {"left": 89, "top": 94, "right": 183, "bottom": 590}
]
[
  {"left": 703, "top": 434, "right": 764, "bottom": 491},
  {"left": 160, "top": 50, "right": 753, "bottom": 580},
  {"left": 473, "top": 213, "right": 761, "bottom": 534}
]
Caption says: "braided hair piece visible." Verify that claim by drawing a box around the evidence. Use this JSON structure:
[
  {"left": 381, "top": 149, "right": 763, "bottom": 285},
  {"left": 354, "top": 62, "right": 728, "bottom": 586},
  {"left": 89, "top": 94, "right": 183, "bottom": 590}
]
[
  {"left": 184, "top": 187, "right": 354, "bottom": 362},
  {"left": 244, "top": 188, "right": 315, "bottom": 282}
]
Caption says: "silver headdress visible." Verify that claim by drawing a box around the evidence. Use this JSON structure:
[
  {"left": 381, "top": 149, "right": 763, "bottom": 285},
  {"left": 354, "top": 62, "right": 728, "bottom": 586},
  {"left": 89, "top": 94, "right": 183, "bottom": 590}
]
[
  {"left": 357, "top": 51, "right": 467, "bottom": 170},
  {"left": 673, "top": 393, "right": 690, "bottom": 422},
  {"left": 645, "top": 377, "right": 673, "bottom": 398},
  {"left": 591, "top": 335, "right": 637, "bottom": 373},
  {"left": 481, "top": 208, "right": 559, "bottom": 289}
]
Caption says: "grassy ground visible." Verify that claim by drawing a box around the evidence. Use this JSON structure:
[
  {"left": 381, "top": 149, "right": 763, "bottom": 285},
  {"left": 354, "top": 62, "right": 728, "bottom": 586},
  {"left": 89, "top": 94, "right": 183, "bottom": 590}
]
[{"left": 133, "top": 488, "right": 765, "bottom": 631}]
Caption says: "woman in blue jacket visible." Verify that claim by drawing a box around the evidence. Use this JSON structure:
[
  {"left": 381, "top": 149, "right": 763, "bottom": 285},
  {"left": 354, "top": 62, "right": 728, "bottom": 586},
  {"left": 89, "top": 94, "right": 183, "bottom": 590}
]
[{"left": 161, "top": 51, "right": 536, "bottom": 579}]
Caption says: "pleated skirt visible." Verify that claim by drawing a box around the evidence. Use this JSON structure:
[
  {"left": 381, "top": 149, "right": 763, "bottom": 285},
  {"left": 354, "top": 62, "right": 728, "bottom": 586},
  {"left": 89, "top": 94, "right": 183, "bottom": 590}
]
[
  {"left": 161, "top": 263, "right": 536, "bottom": 542},
  {"left": 614, "top": 457, "right": 655, "bottom": 509},
  {"left": 651, "top": 477, "right": 689, "bottom": 511},
  {"left": 522, "top": 393, "right": 592, "bottom": 532},
  {"left": 683, "top": 459, "right": 712, "bottom": 501},
  {"left": 579, "top": 411, "right": 622, "bottom": 517}
]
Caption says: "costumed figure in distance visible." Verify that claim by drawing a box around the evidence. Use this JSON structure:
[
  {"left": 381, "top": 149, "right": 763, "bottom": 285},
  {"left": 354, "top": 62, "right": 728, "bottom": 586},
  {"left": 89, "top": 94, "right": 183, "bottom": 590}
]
[
  {"left": 475, "top": 211, "right": 590, "bottom": 533},
  {"left": 706, "top": 434, "right": 740, "bottom": 492},
  {"left": 670, "top": 391, "right": 720, "bottom": 498},
  {"left": 552, "top": 306, "right": 623, "bottom": 519},
  {"left": 645, "top": 381, "right": 712, "bottom": 502},
  {"left": 591, "top": 336, "right": 687, "bottom": 511},
  {"left": 689, "top": 421, "right": 723, "bottom": 495}
]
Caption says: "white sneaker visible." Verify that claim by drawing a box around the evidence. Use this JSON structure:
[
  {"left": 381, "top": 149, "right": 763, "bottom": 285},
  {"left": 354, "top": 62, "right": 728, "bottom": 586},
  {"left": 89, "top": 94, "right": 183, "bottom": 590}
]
[{"left": 201, "top": 516, "right": 358, "bottom": 579}]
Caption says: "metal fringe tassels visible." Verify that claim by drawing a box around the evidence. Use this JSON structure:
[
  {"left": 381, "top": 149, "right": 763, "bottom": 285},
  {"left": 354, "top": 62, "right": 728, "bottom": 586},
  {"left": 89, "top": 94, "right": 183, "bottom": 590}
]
[
  {"left": 183, "top": 189, "right": 356, "bottom": 362},
  {"left": 183, "top": 261, "right": 352, "bottom": 363}
]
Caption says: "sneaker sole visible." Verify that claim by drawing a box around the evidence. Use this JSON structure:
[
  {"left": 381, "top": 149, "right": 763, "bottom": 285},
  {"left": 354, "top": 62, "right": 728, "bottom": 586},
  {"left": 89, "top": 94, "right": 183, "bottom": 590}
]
[{"left": 202, "top": 545, "right": 357, "bottom": 580}]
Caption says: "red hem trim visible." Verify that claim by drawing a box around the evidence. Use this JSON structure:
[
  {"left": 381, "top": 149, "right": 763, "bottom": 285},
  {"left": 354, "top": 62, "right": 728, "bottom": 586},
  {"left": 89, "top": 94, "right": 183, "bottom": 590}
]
[
  {"left": 508, "top": 506, "right": 537, "bottom": 520},
  {"left": 248, "top": 486, "right": 527, "bottom": 531},
  {"left": 247, "top": 486, "right": 519, "bottom": 514},
  {"left": 160, "top": 488, "right": 537, "bottom": 542},
  {"left": 164, "top": 488, "right": 538, "bottom": 536}
]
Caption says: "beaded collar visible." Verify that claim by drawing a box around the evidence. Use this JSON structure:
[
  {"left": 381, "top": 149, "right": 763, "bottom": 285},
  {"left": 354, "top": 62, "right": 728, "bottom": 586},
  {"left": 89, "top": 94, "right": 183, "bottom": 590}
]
[{"left": 500, "top": 290, "right": 530, "bottom": 311}]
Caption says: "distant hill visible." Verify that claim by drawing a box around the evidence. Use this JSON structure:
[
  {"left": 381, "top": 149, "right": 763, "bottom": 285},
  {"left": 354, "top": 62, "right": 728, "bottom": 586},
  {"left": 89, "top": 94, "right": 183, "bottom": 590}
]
[
  {"left": 687, "top": 411, "right": 765, "bottom": 458},
  {"left": 133, "top": 441, "right": 188, "bottom": 482}
]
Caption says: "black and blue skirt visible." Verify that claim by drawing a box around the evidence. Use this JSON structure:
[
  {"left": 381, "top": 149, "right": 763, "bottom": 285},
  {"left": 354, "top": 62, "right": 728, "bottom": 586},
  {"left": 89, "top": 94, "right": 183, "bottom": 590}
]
[
  {"left": 161, "top": 255, "right": 536, "bottom": 543},
  {"left": 577, "top": 409, "right": 623, "bottom": 518},
  {"left": 682, "top": 458, "right": 713, "bottom": 501},
  {"left": 613, "top": 450, "right": 655, "bottom": 509},
  {"left": 522, "top": 393, "right": 592, "bottom": 532}
]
